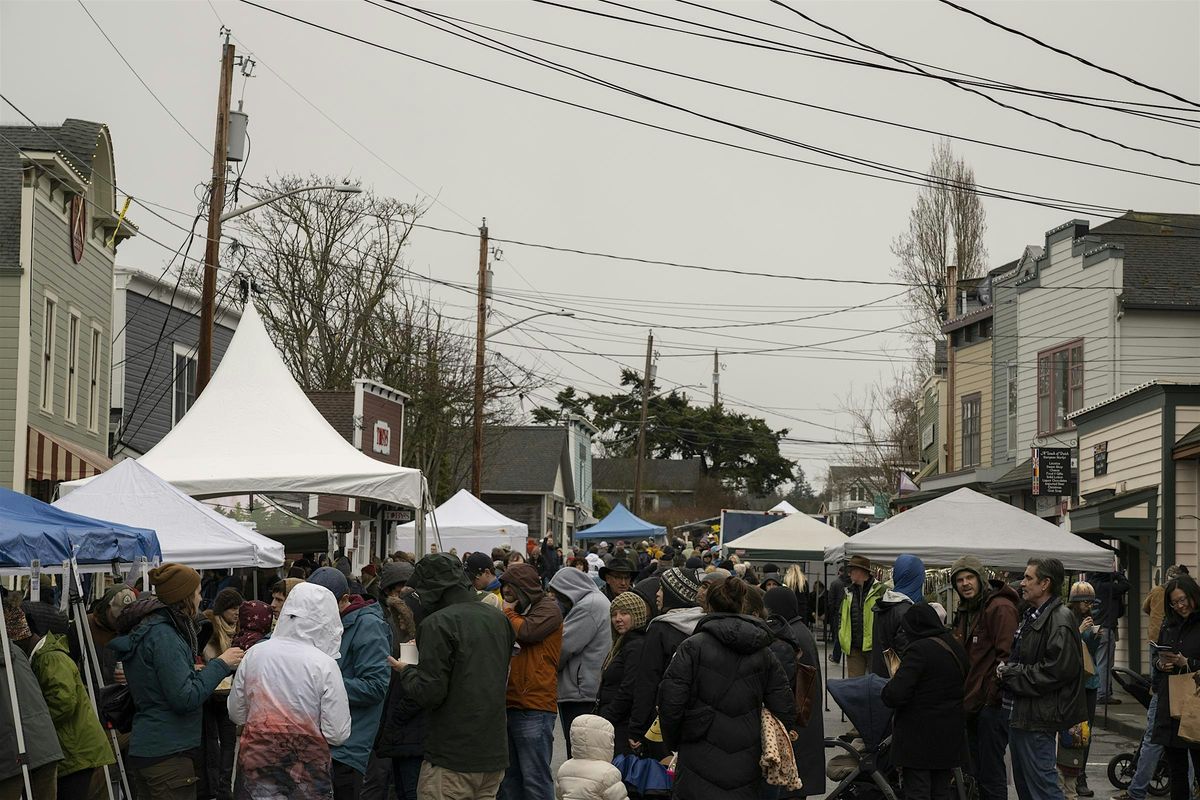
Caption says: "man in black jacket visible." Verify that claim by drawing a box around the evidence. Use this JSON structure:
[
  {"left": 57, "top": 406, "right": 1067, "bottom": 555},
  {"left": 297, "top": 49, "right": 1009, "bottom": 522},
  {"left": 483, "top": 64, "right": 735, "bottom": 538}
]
[{"left": 998, "top": 557, "right": 1087, "bottom": 800}]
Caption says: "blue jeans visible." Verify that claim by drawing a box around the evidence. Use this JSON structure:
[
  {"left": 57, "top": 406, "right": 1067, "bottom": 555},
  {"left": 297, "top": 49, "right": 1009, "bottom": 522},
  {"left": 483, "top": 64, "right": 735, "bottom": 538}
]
[
  {"left": 1010, "top": 728, "right": 1064, "bottom": 800},
  {"left": 498, "top": 709, "right": 556, "bottom": 800},
  {"left": 1096, "top": 628, "right": 1115, "bottom": 702},
  {"left": 1130, "top": 693, "right": 1164, "bottom": 800},
  {"left": 967, "top": 706, "right": 1011, "bottom": 800}
]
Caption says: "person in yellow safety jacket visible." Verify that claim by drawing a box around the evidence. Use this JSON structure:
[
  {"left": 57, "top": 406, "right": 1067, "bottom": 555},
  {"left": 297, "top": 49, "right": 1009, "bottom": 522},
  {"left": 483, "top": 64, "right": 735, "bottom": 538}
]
[{"left": 838, "top": 555, "right": 886, "bottom": 678}]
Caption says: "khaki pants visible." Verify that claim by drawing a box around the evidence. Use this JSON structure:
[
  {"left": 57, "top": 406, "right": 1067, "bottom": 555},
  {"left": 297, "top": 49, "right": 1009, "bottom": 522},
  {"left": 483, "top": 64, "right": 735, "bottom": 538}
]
[
  {"left": 417, "top": 761, "right": 504, "bottom": 800},
  {"left": 132, "top": 755, "right": 198, "bottom": 800},
  {"left": 846, "top": 648, "right": 869, "bottom": 678},
  {"left": 0, "top": 762, "right": 57, "bottom": 800}
]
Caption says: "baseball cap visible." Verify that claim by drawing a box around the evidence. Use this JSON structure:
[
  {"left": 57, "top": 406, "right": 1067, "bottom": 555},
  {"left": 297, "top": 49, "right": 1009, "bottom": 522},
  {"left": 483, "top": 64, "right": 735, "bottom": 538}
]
[{"left": 465, "top": 552, "right": 496, "bottom": 577}]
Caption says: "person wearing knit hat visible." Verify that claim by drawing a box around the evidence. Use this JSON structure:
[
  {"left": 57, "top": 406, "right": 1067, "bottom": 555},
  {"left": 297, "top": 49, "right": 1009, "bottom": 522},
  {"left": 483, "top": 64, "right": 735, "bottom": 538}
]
[
  {"left": 308, "top": 566, "right": 350, "bottom": 603},
  {"left": 684, "top": 556, "right": 704, "bottom": 570},
  {"left": 378, "top": 561, "right": 415, "bottom": 599},
  {"left": 596, "top": 591, "right": 650, "bottom": 755},
  {"left": 110, "top": 563, "right": 244, "bottom": 796},
  {"left": 949, "top": 554, "right": 1019, "bottom": 800},
  {"left": 627, "top": 568, "right": 703, "bottom": 758}
]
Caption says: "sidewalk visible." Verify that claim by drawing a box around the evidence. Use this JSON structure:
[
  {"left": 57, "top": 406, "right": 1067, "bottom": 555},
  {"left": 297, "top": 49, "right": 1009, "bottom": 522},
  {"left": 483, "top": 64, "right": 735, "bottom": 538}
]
[{"left": 1096, "top": 685, "right": 1150, "bottom": 741}]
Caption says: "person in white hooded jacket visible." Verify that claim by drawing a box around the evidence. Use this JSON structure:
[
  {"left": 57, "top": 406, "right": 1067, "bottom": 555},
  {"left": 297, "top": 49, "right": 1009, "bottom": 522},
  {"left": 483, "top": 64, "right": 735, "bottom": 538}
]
[
  {"left": 228, "top": 582, "right": 352, "bottom": 799},
  {"left": 549, "top": 567, "right": 613, "bottom": 756},
  {"left": 555, "top": 715, "right": 629, "bottom": 800}
]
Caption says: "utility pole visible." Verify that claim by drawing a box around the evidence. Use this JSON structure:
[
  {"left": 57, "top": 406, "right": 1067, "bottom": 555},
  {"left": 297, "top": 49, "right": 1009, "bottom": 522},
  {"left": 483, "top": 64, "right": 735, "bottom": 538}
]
[
  {"left": 471, "top": 219, "right": 489, "bottom": 497},
  {"left": 712, "top": 349, "right": 720, "bottom": 407},
  {"left": 196, "top": 30, "right": 235, "bottom": 396},
  {"left": 632, "top": 332, "right": 654, "bottom": 514},
  {"left": 944, "top": 263, "right": 958, "bottom": 472}
]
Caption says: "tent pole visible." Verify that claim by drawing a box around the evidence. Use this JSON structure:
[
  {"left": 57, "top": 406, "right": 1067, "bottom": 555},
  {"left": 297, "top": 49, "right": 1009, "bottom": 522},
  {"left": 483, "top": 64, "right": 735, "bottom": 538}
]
[
  {"left": 69, "top": 561, "right": 120, "bottom": 800},
  {"left": 823, "top": 558, "right": 830, "bottom": 713},
  {"left": 0, "top": 597, "right": 33, "bottom": 799}
]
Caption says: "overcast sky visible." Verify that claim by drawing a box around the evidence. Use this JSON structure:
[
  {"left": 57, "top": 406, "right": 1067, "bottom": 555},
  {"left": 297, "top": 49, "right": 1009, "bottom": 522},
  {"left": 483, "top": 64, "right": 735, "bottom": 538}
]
[{"left": 3, "top": 0, "right": 1198, "bottom": 489}]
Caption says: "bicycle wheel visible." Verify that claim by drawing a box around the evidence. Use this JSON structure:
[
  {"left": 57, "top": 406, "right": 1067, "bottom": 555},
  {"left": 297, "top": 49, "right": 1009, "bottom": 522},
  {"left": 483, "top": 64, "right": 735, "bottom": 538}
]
[{"left": 1109, "top": 753, "right": 1136, "bottom": 790}]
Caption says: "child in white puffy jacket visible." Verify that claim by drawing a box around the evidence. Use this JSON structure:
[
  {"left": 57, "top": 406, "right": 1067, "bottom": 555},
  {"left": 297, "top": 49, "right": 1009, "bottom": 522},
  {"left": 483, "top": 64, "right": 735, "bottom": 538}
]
[{"left": 556, "top": 714, "right": 630, "bottom": 800}]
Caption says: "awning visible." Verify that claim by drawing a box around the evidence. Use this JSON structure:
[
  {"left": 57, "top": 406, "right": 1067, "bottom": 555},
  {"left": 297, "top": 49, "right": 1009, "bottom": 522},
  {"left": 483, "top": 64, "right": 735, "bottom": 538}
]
[{"left": 26, "top": 426, "right": 112, "bottom": 482}]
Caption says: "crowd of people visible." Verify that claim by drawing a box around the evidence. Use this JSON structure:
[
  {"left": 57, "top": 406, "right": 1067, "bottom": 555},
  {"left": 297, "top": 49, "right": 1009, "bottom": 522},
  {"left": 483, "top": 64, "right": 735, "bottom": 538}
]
[{"left": 0, "top": 535, "right": 1195, "bottom": 800}]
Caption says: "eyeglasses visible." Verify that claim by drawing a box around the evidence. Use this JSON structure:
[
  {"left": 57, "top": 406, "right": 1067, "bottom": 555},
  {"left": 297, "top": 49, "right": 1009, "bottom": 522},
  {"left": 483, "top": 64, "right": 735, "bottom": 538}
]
[{"left": 1171, "top": 597, "right": 1194, "bottom": 609}]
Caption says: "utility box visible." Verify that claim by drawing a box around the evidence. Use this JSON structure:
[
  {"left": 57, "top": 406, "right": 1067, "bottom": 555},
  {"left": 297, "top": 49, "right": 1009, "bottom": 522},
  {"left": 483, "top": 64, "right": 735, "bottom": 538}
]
[{"left": 227, "top": 109, "right": 249, "bottom": 162}]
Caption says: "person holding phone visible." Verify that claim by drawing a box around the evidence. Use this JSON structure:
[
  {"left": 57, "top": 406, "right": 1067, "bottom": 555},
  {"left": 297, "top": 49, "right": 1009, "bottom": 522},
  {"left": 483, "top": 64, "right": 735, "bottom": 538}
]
[{"left": 1150, "top": 575, "right": 1200, "bottom": 800}]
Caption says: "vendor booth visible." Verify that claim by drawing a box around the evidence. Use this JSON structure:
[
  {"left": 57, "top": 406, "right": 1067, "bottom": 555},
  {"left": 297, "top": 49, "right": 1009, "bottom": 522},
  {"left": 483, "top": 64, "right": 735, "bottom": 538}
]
[
  {"left": 574, "top": 502, "right": 665, "bottom": 541},
  {"left": 823, "top": 487, "right": 1115, "bottom": 571},
  {"left": 54, "top": 459, "right": 285, "bottom": 570},
  {"left": 725, "top": 512, "right": 848, "bottom": 562},
  {"left": 395, "top": 489, "right": 528, "bottom": 554}
]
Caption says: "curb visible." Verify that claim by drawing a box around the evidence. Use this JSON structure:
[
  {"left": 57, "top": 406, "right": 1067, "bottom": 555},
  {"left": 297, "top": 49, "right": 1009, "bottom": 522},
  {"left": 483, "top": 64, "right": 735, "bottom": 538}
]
[{"left": 1099, "top": 712, "right": 1145, "bottom": 742}]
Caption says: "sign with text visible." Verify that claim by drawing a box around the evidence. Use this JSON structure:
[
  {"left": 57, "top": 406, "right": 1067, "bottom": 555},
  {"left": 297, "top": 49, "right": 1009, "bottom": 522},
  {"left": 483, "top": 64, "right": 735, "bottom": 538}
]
[
  {"left": 1032, "top": 447, "right": 1072, "bottom": 496},
  {"left": 1093, "top": 441, "right": 1108, "bottom": 478},
  {"left": 373, "top": 421, "right": 391, "bottom": 455}
]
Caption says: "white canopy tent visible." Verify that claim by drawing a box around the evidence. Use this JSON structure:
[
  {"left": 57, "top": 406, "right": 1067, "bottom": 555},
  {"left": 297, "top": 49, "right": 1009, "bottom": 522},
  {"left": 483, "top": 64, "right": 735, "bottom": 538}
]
[
  {"left": 768, "top": 500, "right": 800, "bottom": 515},
  {"left": 395, "top": 489, "right": 528, "bottom": 554},
  {"left": 61, "top": 303, "right": 422, "bottom": 510},
  {"left": 726, "top": 512, "right": 849, "bottom": 562},
  {"left": 55, "top": 459, "right": 285, "bottom": 569},
  {"left": 823, "top": 488, "right": 1116, "bottom": 571}
]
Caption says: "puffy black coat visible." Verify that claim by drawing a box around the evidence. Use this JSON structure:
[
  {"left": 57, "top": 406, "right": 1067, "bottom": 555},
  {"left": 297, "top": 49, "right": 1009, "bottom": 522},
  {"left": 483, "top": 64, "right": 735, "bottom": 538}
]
[
  {"left": 628, "top": 608, "right": 703, "bottom": 743},
  {"left": 870, "top": 592, "right": 913, "bottom": 678},
  {"left": 767, "top": 615, "right": 826, "bottom": 798},
  {"left": 658, "top": 614, "right": 795, "bottom": 800},
  {"left": 595, "top": 629, "right": 645, "bottom": 755},
  {"left": 374, "top": 593, "right": 428, "bottom": 759},
  {"left": 1152, "top": 609, "right": 1200, "bottom": 749},
  {"left": 880, "top": 604, "right": 968, "bottom": 770}
]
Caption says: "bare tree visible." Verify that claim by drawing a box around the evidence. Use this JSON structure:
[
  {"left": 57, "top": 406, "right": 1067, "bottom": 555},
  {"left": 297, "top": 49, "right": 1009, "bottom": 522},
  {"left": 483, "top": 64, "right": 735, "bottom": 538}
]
[
  {"left": 891, "top": 139, "right": 988, "bottom": 347},
  {"left": 231, "top": 175, "right": 540, "bottom": 501},
  {"left": 839, "top": 368, "right": 924, "bottom": 501}
]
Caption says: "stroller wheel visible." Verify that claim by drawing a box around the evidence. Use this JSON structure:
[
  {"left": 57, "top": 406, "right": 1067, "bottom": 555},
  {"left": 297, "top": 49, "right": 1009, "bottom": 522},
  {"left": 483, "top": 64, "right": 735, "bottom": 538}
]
[
  {"left": 1109, "top": 753, "right": 1136, "bottom": 790},
  {"left": 1148, "top": 755, "right": 1171, "bottom": 797}
]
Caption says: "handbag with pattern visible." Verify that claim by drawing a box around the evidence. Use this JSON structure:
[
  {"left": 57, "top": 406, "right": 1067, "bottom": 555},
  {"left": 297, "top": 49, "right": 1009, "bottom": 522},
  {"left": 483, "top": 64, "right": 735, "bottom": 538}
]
[{"left": 760, "top": 709, "right": 802, "bottom": 790}]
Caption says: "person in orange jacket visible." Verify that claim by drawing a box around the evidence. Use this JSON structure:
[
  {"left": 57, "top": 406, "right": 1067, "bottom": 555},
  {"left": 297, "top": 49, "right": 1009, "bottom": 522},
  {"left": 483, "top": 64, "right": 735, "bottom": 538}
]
[{"left": 498, "top": 563, "right": 563, "bottom": 800}]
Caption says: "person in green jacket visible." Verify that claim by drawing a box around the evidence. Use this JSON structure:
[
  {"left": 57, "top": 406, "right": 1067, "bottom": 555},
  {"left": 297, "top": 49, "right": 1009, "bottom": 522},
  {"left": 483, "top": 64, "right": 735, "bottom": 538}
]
[
  {"left": 838, "top": 555, "right": 886, "bottom": 677},
  {"left": 0, "top": 596, "right": 63, "bottom": 799},
  {"left": 109, "top": 563, "right": 244, "bottom": 800},
  {"left": 27, "top": 626, "right": 115, "bottom": 798},
  {"left": 390, "top": 552, "right": 515, "bottom": 799}
]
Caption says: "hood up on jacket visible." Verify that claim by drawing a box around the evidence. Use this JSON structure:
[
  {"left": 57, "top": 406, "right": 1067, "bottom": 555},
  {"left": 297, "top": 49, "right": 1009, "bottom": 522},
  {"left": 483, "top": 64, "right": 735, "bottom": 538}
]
[
  {"left": 650, "top": 605, "right": 704, "bottom": 635},
  {"left": 694, "top": 612, "right": 775, "bottom": 654},
  {"left": 569, "top": 713, "right": 616, "bottom": 761},
  {"left": 877, "top": 589, "right": 915, "bottom": 609},
  {"left": 900, "top": 602, "right": 948, "bottom": 640},
  {"left": 409, "top": 553, "right": 473, "bottom": 615},
  {"left": 763, "top": 586, "right": 799, "bottom": 621},
  {"left": 891, "top": 554, "right": 926, "bottom": 603},
  {"left": 550, "top": 564, "right": 603, "bottom": 603},
  {"left": 499, "top": 562, "right": 545, "bottom": 609},
  {"left": 274, "top": 582, "right": 343, "bottom": 659},
  {"left": 115, "top": 595, "right": 169, "bottom": 635}
]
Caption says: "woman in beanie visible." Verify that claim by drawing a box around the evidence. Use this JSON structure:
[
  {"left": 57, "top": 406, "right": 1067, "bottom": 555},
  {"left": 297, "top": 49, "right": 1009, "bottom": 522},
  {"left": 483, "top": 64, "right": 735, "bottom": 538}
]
[
  {"left": 659, "top": 577, "right": 795, "bottom": 800},
  {"left": 110, "top": 563, "right": 245, "bottom": 800},
  {"left": 628, "top": 567, "right": 704, "bottom": 758},
  {"left": 595, "top": 591, "right": 651, "bottom": 755}
]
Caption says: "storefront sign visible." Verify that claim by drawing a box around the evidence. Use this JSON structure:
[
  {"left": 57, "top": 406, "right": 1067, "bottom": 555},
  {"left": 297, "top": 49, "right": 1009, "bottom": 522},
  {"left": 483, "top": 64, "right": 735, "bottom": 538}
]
[
  {"left": 1093, "top": 441, "right": 1108, "bottom": 478},
  {"left": 383, "top": 509, "right": 413, "bottom": 523},
  {"left": 372, "top": 420, "right": 391, "bottom": 455},
  {"left": 1032, "top": 447, "right": 1072, "bottom": 496}
]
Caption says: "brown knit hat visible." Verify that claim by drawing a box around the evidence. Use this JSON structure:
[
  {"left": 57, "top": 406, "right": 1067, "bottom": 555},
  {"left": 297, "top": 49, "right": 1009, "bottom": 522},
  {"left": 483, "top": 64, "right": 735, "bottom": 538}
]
[{"left": 149, "top": 563, "right": 201, "bottom": 605}]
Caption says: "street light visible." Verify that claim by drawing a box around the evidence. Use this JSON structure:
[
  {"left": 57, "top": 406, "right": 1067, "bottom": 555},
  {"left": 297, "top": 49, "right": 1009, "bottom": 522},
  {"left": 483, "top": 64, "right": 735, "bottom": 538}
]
[
  {"left": 220, "top": 182, "right": 363, "bottom": 222},
  {"left": 472, "top": 309, "right": 576, "bottom": 496},
  {"left": 485, "top": 311, "right": 575, "bottom": 340},
  {"left": 197, "top": 181, "right": 362, "bottom": 395}
]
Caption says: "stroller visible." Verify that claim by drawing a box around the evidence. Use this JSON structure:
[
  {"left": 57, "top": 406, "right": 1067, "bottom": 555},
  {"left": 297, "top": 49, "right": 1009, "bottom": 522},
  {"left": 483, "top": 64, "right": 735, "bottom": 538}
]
[
  {"left": 1107, "top": 668, "right": 1170, "bottom": 797},
  {"left": 825, "top": 675, "right": 971, "bottom": 800}
]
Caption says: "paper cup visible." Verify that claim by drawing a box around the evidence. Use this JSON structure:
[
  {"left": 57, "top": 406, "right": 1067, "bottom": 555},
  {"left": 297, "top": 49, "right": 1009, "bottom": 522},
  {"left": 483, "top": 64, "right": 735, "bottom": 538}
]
[{"left": 399, "top": 642, "right": 419, "bottom": 665}]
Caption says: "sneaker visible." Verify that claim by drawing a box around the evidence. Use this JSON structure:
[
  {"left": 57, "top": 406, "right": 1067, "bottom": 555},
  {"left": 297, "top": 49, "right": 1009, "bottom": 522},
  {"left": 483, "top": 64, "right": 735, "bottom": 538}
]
[{"left": 1110, "top": 792, "right": 1131, "bottom": 800}]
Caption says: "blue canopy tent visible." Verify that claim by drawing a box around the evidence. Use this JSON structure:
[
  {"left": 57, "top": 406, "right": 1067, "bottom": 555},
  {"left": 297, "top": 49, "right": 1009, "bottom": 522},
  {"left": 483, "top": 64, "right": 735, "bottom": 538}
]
[
  {"left": 575, "top": 502, "right": 666, "bottom": 541},
  {"left": 0, "top": 486, "right": 160, "bottom": 574},
  {"left": 0, "top": 486, "right": 158, "bottom": 799}
]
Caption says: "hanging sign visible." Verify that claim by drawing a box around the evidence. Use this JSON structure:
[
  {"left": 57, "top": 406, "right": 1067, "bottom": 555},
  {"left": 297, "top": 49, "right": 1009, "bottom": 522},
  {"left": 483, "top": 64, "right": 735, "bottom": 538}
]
[
  {"left": 1032, "top": 447, "right": 1072, "bottom": 496},
  {"left": 1093, "top": 442, "right": 1108, "bottom": 478},
  {"left": 373, "top": 421, "right": 391, "bottom": 455}
]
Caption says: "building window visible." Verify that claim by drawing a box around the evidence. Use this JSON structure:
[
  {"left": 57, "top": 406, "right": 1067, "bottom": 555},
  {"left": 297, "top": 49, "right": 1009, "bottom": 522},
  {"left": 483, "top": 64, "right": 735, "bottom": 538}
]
[
  {"left": 65, "top": 313, "right": 80, "bottom": 422},
  {"left": 961, "top": 393, "right": 982, "bottom": 468},
  {"left": 1006, "top": 363, "right": 1018, "bottom": 454},
  {"left": 88, "top": 328, "right": 102, "bottom": 431},
  {"left": 172, "top": 344, "right": 197, "bottom": 426},
  {"left": 40, "top": 296, "right": 56, "bottom": 412},
  {"left": 1037, "top": 341, "right": 1084, "bottom": 434}
]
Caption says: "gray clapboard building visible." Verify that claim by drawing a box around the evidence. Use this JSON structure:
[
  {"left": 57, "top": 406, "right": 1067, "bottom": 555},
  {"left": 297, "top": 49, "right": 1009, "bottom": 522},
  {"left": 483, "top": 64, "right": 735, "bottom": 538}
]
[
  {"left": 0, "top": 119, "right": 136, "bottom": 498},
  {"left": 110, "top": 267, "right": 241, "bottom": 460}
]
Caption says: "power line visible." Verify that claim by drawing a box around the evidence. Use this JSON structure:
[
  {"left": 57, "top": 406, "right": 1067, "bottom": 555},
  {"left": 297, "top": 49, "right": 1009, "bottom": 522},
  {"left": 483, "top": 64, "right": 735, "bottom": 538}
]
[
  {"left": 74, "top": 0, "right": 211, "bottom": 154},
  {"left": 395, "top": 2, "right": 1199, "bottom": 188},
  {"left": 935, "top": 0, "right": 1200, "bottom": 110},
  {"left": 766, "top": 0, "right": 1200, "bottom": 168}
]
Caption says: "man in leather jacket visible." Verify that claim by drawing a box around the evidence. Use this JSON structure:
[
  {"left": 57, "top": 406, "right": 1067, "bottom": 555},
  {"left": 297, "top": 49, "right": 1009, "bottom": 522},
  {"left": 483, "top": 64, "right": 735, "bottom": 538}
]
[{"left": 997, "top": 557, "right": 1087, "bottom": 800}]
